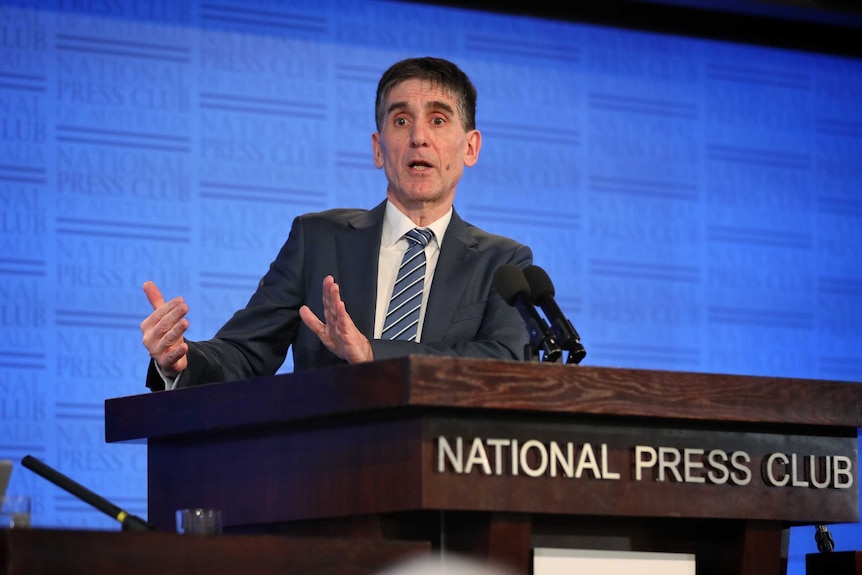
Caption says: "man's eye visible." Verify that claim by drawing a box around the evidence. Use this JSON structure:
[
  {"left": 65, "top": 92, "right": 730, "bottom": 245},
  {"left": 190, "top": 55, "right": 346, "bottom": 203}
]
[
  {"left": 394, "top": 117, "right": 407, "bottom": 126},
  {"left": 432, "top": 117, "right": 445, "bottom": 126}
]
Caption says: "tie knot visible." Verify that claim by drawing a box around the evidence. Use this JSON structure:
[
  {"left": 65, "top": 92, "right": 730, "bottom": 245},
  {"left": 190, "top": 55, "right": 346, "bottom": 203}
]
[{"left": 405, "top": 228, "right": 433, "bottom": 248}]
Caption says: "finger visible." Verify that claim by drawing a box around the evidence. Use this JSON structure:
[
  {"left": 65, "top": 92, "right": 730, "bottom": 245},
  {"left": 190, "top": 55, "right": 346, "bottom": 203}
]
[
  {"left": 151, "top": 319, "right": 189, "bottom": 372},
  {"left": 332, "top": 297, "right": 353, "bottom": 335},
  {"left": 140, "top": 297, "right": 187, "bottom": 335},
  {"left": 321, "top": 275, "right": 337, "bottom": 305},
  {"left": 161, "top": 315, "right": 189, "bottom": 347},
  {"left": 156, "top": 339, "right": 188, "bottom": 377},
  {"left": 143, "top": 281, "right": 166, "bottom": 310},
  {"left": 300, "top": 305, "right": 333, "bottom": 350},
  {"left": 299, "top": 305, "right": 325, "bottom": 334},
  {"left": 141, "top": 306, "right": 188, "bottom": 356},
  {"left": 326, "top": 282, "right": 346, "bottom": 340},
  {"left": 161, "top": 339, "right": 189, "bottom": 370}
]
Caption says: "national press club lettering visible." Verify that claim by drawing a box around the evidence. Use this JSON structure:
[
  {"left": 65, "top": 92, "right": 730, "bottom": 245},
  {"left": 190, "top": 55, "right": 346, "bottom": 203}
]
[{"left": 436, "top": 436, "right": 854, "bottom": 489}]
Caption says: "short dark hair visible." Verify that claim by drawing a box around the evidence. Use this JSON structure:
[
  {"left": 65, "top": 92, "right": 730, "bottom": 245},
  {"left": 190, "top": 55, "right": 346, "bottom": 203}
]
[{"left": 375, "top": 57, "right": 478, "bottom": 132}]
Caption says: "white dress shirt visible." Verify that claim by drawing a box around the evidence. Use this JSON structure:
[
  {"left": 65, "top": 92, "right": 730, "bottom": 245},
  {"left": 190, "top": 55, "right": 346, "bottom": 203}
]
[{"left": 374, "top": 201, "right": 451, "bottom": 341}]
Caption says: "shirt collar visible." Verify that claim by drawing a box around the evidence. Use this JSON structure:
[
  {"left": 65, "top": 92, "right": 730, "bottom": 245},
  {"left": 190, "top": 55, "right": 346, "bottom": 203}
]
[{"left": 383, "top": 200, "right": 452, "bottom": 248}]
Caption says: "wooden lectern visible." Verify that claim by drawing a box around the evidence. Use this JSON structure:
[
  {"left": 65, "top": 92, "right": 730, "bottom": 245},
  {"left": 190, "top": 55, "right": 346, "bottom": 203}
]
[{"left": 105, "top": 356, "right": 862, "bottom": 575}]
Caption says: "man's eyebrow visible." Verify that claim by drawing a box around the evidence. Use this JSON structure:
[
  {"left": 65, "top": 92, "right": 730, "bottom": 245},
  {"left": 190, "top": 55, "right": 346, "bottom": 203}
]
[
  {"left": 386, "top": 101, "right": 409, "bottom": 116},
  {"left": 386, "top": 100, "right": 455, "bottom": 116},
  {"left": 426, "top": 100, "right": 454, "bottom": 115}
]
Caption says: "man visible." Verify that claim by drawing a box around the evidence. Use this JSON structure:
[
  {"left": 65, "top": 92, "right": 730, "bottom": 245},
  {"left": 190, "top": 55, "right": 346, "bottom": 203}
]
[{"left": 141, "top": 57, "right": 532, "bottom": 390}]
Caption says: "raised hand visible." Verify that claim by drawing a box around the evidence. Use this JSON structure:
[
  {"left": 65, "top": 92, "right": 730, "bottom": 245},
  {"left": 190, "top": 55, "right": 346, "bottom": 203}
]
[
  {"left": 140, "top": 281, "right": 190, "bottom": 378},
  {"left": 299, "top": 275, "right": 374, "bottom": 364}
]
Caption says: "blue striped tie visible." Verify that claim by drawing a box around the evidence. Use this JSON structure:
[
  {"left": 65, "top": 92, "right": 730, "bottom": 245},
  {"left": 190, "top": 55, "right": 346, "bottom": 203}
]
[{"left": 382, "top": 228, "right": 433, "bottom": 341}]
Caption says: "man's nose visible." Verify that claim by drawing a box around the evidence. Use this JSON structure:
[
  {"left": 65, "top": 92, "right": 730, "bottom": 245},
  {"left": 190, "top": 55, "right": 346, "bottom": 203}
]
[{"left": 410, "top": 122, "right": 429, "bottom": 146}]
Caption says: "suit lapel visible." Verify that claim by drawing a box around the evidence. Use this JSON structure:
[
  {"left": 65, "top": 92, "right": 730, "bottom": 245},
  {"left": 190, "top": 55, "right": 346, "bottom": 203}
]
[
  {"left": 423, "top": 210, "right": 478, "bottom": 341},
  {"left": 336, "top": 201, "right": 386, "bottom": 337}
]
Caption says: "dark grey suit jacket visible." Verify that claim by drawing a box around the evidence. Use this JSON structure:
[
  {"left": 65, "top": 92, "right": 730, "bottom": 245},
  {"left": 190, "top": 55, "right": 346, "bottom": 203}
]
[{"left": 147, "top": 201, "right": 532, "bottom": 390}]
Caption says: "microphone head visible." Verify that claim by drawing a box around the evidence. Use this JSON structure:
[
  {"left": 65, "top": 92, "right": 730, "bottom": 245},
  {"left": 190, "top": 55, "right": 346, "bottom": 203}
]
[
  {"left": 523, "top": 265, "right": 555, "bottom": 303},
  {"left": 493, "top": 264, "right": 530, "bottom": 306}
]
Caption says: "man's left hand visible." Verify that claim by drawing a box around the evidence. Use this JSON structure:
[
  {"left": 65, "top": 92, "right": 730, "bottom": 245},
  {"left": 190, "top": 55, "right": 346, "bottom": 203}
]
[{"left": 299, "top": 275, "right": 374, "bottom": 364}]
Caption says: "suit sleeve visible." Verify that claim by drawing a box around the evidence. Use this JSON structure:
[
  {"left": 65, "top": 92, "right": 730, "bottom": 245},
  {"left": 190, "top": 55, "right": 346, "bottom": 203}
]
[{"left": 146, "top": 216, "right": 309, "bottom": 389}]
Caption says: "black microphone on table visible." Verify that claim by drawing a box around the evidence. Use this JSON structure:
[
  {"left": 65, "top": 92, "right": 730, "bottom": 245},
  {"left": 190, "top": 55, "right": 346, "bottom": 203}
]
[
  {"left": 493, "top": 264, "right": 562, "bottom": 363},
  {"left": 523, "top": 265, "right": 587, "bottom": 365},
  {"left": 815, "top": 524, "right": 834, "bottom": 553},
  {"left": 21, "top": 454, "right": 154, "bottom": 532}
]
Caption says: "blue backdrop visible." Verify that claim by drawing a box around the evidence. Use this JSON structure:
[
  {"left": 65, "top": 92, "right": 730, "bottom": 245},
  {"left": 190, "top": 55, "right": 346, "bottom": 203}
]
[{"left": 1, "top": 0, "right": 860, "bottom": 570}]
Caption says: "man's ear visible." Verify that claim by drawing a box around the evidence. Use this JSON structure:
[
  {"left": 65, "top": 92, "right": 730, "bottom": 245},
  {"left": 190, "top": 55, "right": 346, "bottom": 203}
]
[
  {"left": 463, "top": 129, "right": 482, "bottom": 167},
  {"left": 372, "top": 132, "right": 384, "bottom": 168}
]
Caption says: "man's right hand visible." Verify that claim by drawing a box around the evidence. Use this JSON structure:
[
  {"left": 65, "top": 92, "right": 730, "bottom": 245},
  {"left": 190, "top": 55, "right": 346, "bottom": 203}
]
[{"left": 140, "top": 281, "right": 189, "bottom": 378}]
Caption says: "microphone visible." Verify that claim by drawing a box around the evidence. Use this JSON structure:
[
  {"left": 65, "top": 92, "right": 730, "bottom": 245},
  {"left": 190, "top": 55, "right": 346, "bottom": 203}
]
[
  {"left": 493, "top": 264, "right": 562, "bottom": 363},
  {"left": 815, "top": 524, "right": 835, "bottom": 553},
  {"left": 21, "top": 455, "right": 154, "bottom": 532},
  {"left": 523, "top": 265, "right": 586, "bottom": 364}
]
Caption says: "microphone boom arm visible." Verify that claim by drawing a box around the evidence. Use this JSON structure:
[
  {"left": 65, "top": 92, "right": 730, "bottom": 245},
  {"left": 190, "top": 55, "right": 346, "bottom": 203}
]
[{"left": 21, "top": 455, "right": 153, "bottom": 531}]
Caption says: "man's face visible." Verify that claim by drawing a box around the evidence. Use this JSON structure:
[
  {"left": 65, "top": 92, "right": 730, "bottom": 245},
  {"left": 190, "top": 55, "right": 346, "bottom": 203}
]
[{"left": 372, "top": 78, "right": 481, "bottom": 216}]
